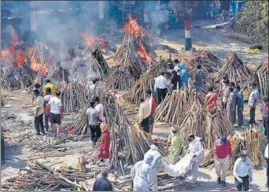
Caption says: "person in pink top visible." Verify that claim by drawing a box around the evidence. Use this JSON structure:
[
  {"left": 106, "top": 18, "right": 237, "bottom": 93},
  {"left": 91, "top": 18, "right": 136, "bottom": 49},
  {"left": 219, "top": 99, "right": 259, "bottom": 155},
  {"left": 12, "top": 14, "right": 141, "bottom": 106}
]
[
  {"left": 146, "top": 89, "right": 157, "bottom": 134},
  {"left": 214, "top": 136, "right": 232, "bottom": 187}
]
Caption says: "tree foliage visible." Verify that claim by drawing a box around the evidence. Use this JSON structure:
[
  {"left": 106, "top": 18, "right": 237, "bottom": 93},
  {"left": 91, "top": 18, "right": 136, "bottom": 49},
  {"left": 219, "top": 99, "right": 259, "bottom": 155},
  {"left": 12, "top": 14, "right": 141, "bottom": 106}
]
[{"left": 168, "top": 0, "right": 199, "bottom": 20}]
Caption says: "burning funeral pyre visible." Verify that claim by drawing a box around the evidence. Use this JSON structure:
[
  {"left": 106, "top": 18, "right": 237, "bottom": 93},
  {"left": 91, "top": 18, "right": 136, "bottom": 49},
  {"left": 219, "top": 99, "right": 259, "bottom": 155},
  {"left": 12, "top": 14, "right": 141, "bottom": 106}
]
[
  {"left": 113, "top": 17, "right": 156, "bottom": 80},
  {"left": 255, "top": 59, "right": 269, "bottom": 97},
  {"left": 215, "top": 52, "right": 253, "bottom": 88}
]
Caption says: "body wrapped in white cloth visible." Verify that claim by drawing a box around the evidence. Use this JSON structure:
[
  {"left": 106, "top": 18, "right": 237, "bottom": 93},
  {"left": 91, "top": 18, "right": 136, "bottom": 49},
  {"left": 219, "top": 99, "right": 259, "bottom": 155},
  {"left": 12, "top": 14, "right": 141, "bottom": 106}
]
[{"left": 163, "top": 153, "right": 195, "bottom": 177}]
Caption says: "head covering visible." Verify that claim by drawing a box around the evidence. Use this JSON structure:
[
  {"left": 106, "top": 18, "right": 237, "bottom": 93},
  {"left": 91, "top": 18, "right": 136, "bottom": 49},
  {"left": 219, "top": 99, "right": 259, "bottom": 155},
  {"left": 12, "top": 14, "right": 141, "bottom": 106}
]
[
  {"left": 179, "top": 63, "right": 186, "bottom": 70},
  {"left": 150, "top": 144, "right": 158, "bottom": 151},
  {"left": 220, "top": 136, "right": 227, "bottom": 145},
  {"left": 143, "top": 154, "right": 154, "bottom": 165}
]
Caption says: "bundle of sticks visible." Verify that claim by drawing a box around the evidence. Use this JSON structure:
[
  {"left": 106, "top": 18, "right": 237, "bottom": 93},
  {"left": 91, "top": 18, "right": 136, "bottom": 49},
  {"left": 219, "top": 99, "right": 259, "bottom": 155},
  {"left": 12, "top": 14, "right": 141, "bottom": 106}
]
[
  {"left": 180, "top": 50, "right": 221, "bottom": 74},
  {"left": 155, "top": 87, "right": 196, "bottom": 125},
  {"left": 59, "top": 82, "right": 90, "bottom": 113},
  {"left": 70, "top": 108, "right": 88, "bottom": 136},
  {"left": 103, "top": 67, "right": 135, "bottom": 91},
  {"left": 123, "top": 63, "right": 166, "bottom": 104},
  {"left": 1, "top": 161, "right": 99, "bottom": 191},
  {"left": 214, "top": 52, "right": 253, "bottom": 87},
  {"left": 113, "top": 17, "right": 156, "bottom": 80},
  {"left": 101, "top": 91, "right": 150, "bottom": 167},
  {"left": 255, "top": 60, "right": 269, "bottom": 97}
]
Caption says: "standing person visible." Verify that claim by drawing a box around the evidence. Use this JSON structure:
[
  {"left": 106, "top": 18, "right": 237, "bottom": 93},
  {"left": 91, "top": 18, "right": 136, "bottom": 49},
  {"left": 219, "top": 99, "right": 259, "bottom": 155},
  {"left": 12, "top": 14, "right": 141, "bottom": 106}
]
[
  {"left": 143, "top": 144, "right": 164, "bottom": 191},
  {"left": 236, "top": 86, "right": 244, "bottom": 128},
  {"left": 248, "top": 82, "right": 259, "bottom": 125},
  {"left": 146, "top": 90, "right": 157, "bottom": 134},
  {"left": 138, "top": 98, "right": 151, "bottom": 133},
  {"left": 92, "top": 168, "right": 113, "bottom": 191},
  {"left": 154, "top": 72, "right": 169, "bottom": 104},
  {"left": 194, "top": 65, "right": 205, "bottom": 93},
  {"left": 170, "top": 71, "right": 179, "bottom": 90},
  {"left": 33, "top": 90, "right": 45, "bottom": 135},
  {"left": 179, "top": 63, "right": 189, "bottom": 88},
  {"left": 48, "top": 91, "right": 63, "bottom": 138},
  {"left": 222, "top": 79, "right": 230, "bottom": 109},
  {"left": 260, "top": 97, "right": 269, "bottom": 137},
  {"left": 227, "top": 87, "right": 237, "bottom": 125},
  {"left": 264, "top": 143, "right": 268, "bottom": 188},
  {"left": 131, "top": 154, "right": 154, "bottom": 191},
  {"left": 43, "top": 78, "right": 56, "bottom": 96},
  {"left": 89, "top": 79, "right": 98, "bottom": 93},
  {"left": 205, "top": 86, "right": 218, "bottom": 114},
  {"left": 173, "top": 59, "right": 180, "bottom": 75},
  {"left": 167, "top": 126, "right": 184, "bottom": 164},
  {"left": 233, "top": 150, "right": 253, "bottom": 191},
  {"left": 99, "top": 123, "right": 110, "bottom": 170},
  {"left": 33, "top": 83, "right": 41, "bottom": 102},
  {"left": 186, "top": 134, "right": 204, "bottom": 184},
  {"left": 44, "top": 88, "right": 52, "bottom": 132},
  {"left": 220, "top": 75, "right": 228, "bottom": 94},
  {"left": 95, "top": 96, "right": 105, "bottom": 125},
  {"left": 214, "top": 136, "right": 232, "bottom": 187},
  {"left": 86, "top": 101, "right": 100, "bottom": 147}
]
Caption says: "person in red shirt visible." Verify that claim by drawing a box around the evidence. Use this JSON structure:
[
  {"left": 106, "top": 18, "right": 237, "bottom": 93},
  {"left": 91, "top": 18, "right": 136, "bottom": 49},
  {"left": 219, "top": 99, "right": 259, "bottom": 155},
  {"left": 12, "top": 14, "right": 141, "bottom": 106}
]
[
  {"left": 214, "top": 136, "right": 232, "bottom": 187},
  {"left": 205, "top": 86, "right": 218, "bottom": 114},
  {"left": 146, "top": 89, "right": 157, "bottom": 134},
  {"left": 99, "top": 123, "right": 111, "bottom": 169}
]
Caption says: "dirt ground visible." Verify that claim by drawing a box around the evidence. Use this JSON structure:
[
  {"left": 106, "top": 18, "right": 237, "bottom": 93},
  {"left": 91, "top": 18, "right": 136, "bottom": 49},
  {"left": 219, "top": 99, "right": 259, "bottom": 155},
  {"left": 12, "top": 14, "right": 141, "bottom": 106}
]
[{"left": 1, "top": 20, "right": 268, "bottom": 191}]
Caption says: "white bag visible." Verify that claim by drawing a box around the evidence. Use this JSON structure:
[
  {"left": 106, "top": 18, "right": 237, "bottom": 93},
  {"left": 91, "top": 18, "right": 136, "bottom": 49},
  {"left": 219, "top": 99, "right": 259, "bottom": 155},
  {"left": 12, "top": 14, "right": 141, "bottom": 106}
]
[{"left": 164, "top": 153, "right": 195, "bottom": 177}]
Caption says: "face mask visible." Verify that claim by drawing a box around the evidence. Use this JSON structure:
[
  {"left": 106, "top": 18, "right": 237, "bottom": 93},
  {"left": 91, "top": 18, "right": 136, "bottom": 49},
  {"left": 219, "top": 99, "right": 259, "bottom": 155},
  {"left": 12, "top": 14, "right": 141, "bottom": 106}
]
[{"left": 172, "top": 130, "right": 177, "bottom": 134}]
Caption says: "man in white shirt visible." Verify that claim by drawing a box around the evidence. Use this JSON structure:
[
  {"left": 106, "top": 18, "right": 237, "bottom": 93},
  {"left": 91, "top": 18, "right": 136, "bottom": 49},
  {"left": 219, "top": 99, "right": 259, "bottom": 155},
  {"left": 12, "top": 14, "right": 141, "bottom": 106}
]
[
  {"left": 94, "top": 97, "right": 105, "bottom": 123},
  {"left": 248, "top": 82, "right": 259, "bottom": 125},
  {"left": 233, "top": 150, "right": 253, "bottom": 191},
  {"left": 154, "top": 72, "right": 169, "bottom": 104},
  {"left": 265, "top": 144, "right": 268, "bottom": 188},
  {"left": 138, "top": 98, "right": 151, "bottom": 133},
  {"left": 86, "top": 101, "right": 100, "bottom": 147},
  {"left": 48, "top": 91, "right": 63, "bottom": 138}
]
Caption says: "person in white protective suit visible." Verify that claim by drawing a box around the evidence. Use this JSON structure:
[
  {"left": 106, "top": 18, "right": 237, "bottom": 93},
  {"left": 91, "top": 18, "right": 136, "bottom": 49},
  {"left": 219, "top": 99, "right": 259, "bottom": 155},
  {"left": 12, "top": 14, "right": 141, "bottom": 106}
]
[
  {"left": 131, "top": 154, "right": 154, "bottom": 191},
  {"left": 186, "top": 134, "right": 205, "bottom": 184},
  {"left": 143, "top": 144, "right": 164, "bottom": 191}
]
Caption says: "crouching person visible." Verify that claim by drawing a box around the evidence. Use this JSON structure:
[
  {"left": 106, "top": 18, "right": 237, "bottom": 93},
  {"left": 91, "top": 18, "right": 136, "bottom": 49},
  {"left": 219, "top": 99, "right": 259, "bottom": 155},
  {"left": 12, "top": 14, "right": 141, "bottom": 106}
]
[
  {"left": 99, "top": 123, "right": 110, "bottom": 170},
  {"left": 233, "top": 150, "right": 253, "bottom": 191}
]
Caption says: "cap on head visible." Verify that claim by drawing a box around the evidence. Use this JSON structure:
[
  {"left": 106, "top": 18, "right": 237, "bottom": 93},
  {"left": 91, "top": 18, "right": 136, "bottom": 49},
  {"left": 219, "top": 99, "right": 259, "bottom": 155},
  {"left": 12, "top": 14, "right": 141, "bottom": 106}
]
[{"left": 46, "top": 78, "right": 51, "bottom": 83}]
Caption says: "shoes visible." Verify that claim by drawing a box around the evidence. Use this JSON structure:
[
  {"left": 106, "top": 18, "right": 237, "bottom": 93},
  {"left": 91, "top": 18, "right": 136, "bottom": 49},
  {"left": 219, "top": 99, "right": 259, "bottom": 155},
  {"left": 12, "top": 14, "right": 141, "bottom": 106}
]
[
  {"left": 221, "top": 180, "right": 226, "bottom": 187},
  {"left": 217, "top": 177, "right": 221, "bottom": 184},
  {"left": 36, "top": 133, "right": 41, "bottom": 136}
]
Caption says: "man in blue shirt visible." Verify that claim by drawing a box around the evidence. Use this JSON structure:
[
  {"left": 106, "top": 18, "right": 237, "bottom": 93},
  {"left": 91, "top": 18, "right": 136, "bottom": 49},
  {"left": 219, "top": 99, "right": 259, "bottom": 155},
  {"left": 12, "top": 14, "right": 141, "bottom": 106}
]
[
  {"left": 179, "top": 63, "right": 189, "bottom": 88},
  {"left": 236, "top": 85, "right": 244, "bottom": 128}
]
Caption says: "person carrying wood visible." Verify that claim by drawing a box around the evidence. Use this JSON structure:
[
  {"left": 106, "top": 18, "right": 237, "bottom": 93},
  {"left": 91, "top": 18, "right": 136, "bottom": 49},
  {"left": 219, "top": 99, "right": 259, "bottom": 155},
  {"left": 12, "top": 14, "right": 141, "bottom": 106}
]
[
  {"left": 233, "top": 150, "right": 253, "bottom": 191},
  {"left": 146, "top": 89, "right": 157, "bottom": 134},
  {"left": 213, "top": 136, "right": 232, "bottom": 187},
  {"left": 248, "top": 82, "right": 259, "bottom": 125},
  {"left": 33, "top": 89, "right": 45, "bottom": 135},
  {"left": 167, "top": 126, "right": 184, "bottom": 164},
  {"left": 227, "top": 86, "right": 237, "bottom": 126},
  {"left": 194, "top": 64, "right": 205, "bottom": 93},
  {"left": 92, "top": 168, "right": 113, "bottom": 191},
  {"left": 236, "top": 85, "right": 244, "bottom": 128},
  {"left": 138, "top": 98, "right": 151, "bottom": 133},
  {"left": 154, "top": 72, "right": 169, "bottom": 104},
  {"left": 99, "top": 123, "right": 110, "bottom": 170},
  {"left": 260, "top": 97, "right": 269, "bottom": 137},
  {"left": 43, "top": 78, "right": 56, "bottom": 96}
]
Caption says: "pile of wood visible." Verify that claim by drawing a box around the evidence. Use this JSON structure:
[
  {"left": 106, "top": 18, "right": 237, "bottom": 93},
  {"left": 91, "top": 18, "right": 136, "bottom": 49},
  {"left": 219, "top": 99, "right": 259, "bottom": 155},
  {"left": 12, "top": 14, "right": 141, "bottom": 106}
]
[
  {"left": 180, "top": 50, "right": 221, "bottom": 74},
  {"left": 123, "top": 63, "right": 166, "bottom": 104},
  {"left": 102, "top": 92, "right": 150, "bottom": 167},
  {"left": 1, "top": 161, "right": 100, "bottom": 191},
  {"left": 113, "top": 17, "right": 156, "bottom": 80},
  {"left": 70, "top": 109, "right": 88, "bottom": 136},
  {"left": 255, "top": 60, "right": 268, "bottom": 97},
  {"left": 215, "top": 52, "right": 253, "bottom": 88},
  {"left": 155, "top": 87, "right": 196, "bottom": 125},
  {"left": 103, "top": 67, "right": 135, "bottom": 91}
]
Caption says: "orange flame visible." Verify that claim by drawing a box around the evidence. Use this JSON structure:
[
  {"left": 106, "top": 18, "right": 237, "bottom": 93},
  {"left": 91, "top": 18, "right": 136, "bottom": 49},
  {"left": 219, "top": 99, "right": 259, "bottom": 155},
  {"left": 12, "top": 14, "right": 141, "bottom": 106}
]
[
  {"left": 137, "top": 39, "right": 152, "bottom": 64},
  {"left": 123, "top": 17, "right": 142, "bottom": 36},
  {"left": 16, "top": 50, "right": 26, "bottom": 68},
  {"left": 30, "top": 58, "right": 49, "bottom": 75},
  {"left": 81, "top": 33, "right": 97, "bottom": 51}
]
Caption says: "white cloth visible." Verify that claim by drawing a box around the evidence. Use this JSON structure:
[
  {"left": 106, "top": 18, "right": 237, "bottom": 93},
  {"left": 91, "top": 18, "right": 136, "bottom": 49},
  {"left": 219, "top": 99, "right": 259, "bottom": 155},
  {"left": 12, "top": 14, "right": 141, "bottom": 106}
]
[
  {"left": 233, "top": 157, "right": 253, "bottom": 178},
  {"left": 85, "top": 107, "right": 99, "bottom": 125},
  {"left": 44, "top": 95, "right": 51, "bottom": 104},
  {"left": 89, "top": 84, "right": 96, "bottom": 93},
  {"left": 248, "top": 88, "right": 259, "bottom": 107},
  {"left": 48, "top": 96, "right": 62, "bottom": 114},
  {"left": 189, "top": 137, "right": 204, "bottom": 162},
  {"left": 164, "top": 153, "right": 195, "bottom": 177},
  {"left": 154, "top": 75, "right": 169, "bottom": 90},
  {"left": 265, "top": 144, "right": 268, "bottom": 159},
  {"left": 95, "top": 103, "right": 105, "bottom": 122},
  {"left": 174, "top": 65, "right": 180, "bottom": 75}
]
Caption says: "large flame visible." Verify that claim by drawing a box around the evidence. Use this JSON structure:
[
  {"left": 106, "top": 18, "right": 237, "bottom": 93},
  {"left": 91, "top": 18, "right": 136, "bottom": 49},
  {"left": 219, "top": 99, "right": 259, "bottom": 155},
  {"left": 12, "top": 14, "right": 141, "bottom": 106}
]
[
  {"left": 123, "top": 17, "right": 142, "bottom": 36},
  {"left": 30, "top": 58, "right": 49, "bottom": 75},
  {"left": 137, "top": 39, "right": 152, "bottom": 64},
  {"left": 81, "top": 33, "right": 97, "bottom": 51}
]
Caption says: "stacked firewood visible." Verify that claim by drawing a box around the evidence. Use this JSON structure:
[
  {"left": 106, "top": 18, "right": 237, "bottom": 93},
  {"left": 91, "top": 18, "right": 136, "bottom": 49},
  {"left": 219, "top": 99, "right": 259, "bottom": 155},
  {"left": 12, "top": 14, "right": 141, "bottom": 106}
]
[
  {"left": 113, "top": 17, "right": 156, "bottom": 80},
  {"left": 1, "top": 161, "right": 100, "bottom": 191},
  {"left": 255, "top": 60, "right": 269, "bottom": 97},
  {"left": 123, "top": 63, "right": 166, "bottom": 105},
  {"left": 155, "top": 87, "right": 197, "bottom": 125},
  {"left": 214, "top": 52, "right": 253, "bottom": 88}
]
